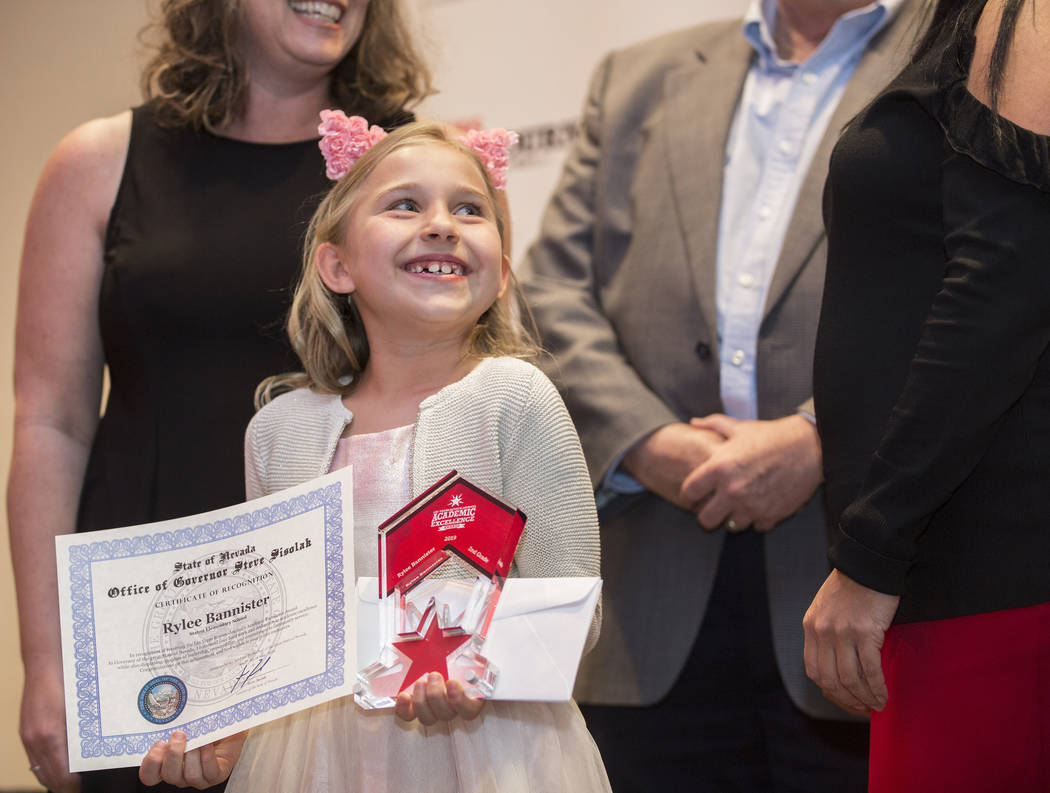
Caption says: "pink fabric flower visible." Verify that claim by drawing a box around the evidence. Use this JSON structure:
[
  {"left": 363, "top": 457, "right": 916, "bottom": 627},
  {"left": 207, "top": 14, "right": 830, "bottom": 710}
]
[
  {"left": 318, "top": 110, "right": 388, "bottom": 181},
  {"left": 458, "top": 128, "right": 520, "bottom": 190}
]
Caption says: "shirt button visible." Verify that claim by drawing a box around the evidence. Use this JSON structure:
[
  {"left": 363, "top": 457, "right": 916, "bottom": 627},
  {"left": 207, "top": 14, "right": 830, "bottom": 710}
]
[
  {"left": 731, "top": 349, "right": 746, "bottom": 366},
  {"left": 778, "top": 139, "right": 794, "bottom": 155},
  {"left": 802, "top": 72, "right": 818, "bottom": 85},
  {"left": 758, "top": 205, "right": 772, "bottom": 220},
  {"left": 738, "top": 273, "right": 755, "bottom": 288}
]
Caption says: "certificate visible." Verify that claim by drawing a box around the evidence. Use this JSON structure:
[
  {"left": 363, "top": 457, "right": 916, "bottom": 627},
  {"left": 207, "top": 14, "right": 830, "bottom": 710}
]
[{"left": 55, "top": 467, "right": 355, "bottom": 771}]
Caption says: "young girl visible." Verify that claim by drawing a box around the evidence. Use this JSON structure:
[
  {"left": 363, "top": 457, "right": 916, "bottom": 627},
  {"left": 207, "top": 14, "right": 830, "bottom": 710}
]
[{"left": 140, "top": 118, "right": 610, "bottom": 792}]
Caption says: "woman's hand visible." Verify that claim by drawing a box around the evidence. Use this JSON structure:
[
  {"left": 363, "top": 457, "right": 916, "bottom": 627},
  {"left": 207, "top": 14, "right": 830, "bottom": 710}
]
[
  {"left": 21, "top": 663, "right": 79, "bottom": 793},
  {"left": 139, "top": 730, "right": 247, "bottom": 789},
  {"left": 394, "top": 673, "right": 485, "bottom": 725},
  {"left": 803, "top": 569, "right": 900, "bottom": 714}
]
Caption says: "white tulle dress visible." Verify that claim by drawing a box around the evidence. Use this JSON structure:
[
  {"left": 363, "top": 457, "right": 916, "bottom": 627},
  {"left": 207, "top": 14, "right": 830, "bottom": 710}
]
[{"left": 227, "top": 426, "right": 611, "bottom": 793}]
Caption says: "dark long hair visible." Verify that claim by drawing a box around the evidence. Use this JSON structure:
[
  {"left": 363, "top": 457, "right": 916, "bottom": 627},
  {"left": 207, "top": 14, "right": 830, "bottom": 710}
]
[{"left": 910, "top": 0, "right": 1027, "bottom": 112}]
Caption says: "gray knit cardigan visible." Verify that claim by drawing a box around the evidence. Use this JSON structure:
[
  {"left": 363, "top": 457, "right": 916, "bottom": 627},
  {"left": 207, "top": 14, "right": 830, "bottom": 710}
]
[{"left": 244, "top": 356, "right": 601, "bottom": 647}]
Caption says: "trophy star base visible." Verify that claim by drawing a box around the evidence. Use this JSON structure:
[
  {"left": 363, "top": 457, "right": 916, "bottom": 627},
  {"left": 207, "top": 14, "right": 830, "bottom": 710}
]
[{"left": 354, "top": 601, "right": 499, "bottom": 709}]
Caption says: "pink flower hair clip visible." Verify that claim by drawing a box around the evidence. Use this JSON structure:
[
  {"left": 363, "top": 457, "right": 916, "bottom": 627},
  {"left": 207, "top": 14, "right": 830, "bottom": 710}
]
[
  {"left": 318, "top": 110, "right": 388, "bottom": 181},
  {"left": 457, "top": 128, "right": 519, "bottom": 191},
  {"left": 317, "top": 110, "right": 520, "bottom": 189}
]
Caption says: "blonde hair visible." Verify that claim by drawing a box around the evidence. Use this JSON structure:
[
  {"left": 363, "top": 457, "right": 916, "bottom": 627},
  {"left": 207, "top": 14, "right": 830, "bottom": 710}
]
[
  {"left": 256, "top": 122, "right": 538, "bottom": 407},
  {"left": 140, "top": 0, "right": 433, "bottom": 131}
]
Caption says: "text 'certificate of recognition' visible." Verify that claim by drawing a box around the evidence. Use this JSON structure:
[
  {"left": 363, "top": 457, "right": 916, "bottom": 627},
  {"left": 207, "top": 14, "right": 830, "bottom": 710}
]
[{"left": 56, "top": 467, "right": 355, "bottom": 771}]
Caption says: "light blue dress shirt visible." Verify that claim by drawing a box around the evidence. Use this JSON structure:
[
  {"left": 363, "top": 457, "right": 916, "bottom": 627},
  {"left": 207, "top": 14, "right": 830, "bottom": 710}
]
[
  {"left": 603, "top": 0, "right": 901, "bottom": 496},
  {"left": 716, "top": 0, "right": 901, "bottom": 421}
]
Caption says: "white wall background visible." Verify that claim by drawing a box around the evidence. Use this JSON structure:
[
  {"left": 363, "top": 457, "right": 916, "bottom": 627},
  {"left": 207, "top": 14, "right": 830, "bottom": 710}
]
[
  {"left": 408, "top": 0, "right": 748, "bottom": 262},
  {"left": 0, "top": 1, "right": 745, "bottom": 787}
]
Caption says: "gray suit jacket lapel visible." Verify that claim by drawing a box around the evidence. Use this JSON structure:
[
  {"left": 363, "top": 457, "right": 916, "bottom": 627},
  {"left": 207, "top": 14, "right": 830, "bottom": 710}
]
[
  {"left": 662, "top": 30, "right": 753, "bottom": 349},
  {"left": 765, "top": 2, "right": 924, "bottom": 317}
]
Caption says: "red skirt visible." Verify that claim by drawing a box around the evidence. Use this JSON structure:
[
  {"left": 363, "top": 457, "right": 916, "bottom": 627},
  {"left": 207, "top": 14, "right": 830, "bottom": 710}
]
[{"left": 870, "top": 601, "right": 1050, "bottom": 793}]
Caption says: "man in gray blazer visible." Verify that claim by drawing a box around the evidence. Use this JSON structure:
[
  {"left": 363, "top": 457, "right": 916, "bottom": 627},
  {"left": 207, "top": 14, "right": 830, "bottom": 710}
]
[{"left": 519, "top": 0, "right": 921, "bottom": 789}]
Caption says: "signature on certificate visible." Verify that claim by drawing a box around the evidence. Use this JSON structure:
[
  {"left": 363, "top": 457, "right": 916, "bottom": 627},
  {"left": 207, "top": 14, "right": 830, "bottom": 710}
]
[{"left": 230, "top": 656, "right": 271, "bottom": 693}]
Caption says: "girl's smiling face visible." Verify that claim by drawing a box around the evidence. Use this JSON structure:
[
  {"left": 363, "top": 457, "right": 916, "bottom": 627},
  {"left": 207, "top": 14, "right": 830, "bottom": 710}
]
[{"left": 317, "top": 142, "right": 509, "bottom": 345}]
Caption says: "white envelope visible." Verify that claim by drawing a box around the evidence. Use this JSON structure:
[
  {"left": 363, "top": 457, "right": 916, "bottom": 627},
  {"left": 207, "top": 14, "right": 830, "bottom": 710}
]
[{"left": 355, "top": 577, "right": 601, "bottom": 701}]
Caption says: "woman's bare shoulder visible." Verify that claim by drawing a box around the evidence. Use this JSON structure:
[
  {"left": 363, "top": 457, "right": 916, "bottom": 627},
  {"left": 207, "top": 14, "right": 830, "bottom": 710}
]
[
  {"left": 37, "top": 111, "right": 131, "bottom": 228},
  {"left": 48, "top": 111, "right": 130, "bottom": 175},
  {"left": 969, "top": 0, "right": 1050, "bottom": 134}
]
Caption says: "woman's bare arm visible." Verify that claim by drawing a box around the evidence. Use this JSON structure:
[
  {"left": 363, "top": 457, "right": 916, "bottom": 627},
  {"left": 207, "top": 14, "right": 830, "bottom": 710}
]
[{"left": 8, "top": 110, "right": 129, "bottom": 793}]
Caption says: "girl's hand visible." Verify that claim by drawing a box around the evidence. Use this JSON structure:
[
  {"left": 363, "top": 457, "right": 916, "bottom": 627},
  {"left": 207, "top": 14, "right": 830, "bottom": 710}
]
[
  {"left": 394, "top": 672, "right": 485, "bottom": 725},
  {"left": 139, "top": 729, "right": 247, "bottom": 789}
]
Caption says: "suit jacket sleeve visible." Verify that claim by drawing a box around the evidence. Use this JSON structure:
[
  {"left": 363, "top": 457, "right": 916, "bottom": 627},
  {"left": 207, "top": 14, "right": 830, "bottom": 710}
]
[{"left": 520, "top": 52, "right": 680, "bottom": 489}]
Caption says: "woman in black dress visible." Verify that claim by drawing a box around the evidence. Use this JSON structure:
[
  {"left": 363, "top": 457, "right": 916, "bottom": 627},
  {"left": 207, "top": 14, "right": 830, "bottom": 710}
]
[
  {"left": 9, "top": 2, "right": 430, "bottom": 791},
  {"left": 803, "top": 0, "right": 1050, "bottom": 789}
]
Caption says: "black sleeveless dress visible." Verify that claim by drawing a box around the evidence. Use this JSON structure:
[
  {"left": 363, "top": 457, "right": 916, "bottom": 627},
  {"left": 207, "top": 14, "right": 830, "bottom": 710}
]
[
  {"left": 80, "top": 103, "right": 328, "bottom": 538},
  {"left": 77, "top": 102, "right": 389, "bottom": 792}
]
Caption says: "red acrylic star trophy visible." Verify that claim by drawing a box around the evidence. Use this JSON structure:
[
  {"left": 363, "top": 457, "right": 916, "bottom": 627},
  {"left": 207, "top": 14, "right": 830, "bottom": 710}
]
[{"left": 354, "top": 471, "right": 525, "bottom": 709}]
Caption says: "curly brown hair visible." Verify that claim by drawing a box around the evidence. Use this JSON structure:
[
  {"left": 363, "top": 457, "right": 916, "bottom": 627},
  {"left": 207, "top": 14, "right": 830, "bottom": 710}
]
[{"left": 140, "top": 0, "right": 433, "bottom": 131}]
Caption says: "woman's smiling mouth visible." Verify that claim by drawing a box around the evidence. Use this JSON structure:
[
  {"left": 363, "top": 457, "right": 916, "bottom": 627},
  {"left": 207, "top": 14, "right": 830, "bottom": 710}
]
[{"left": 287, "top": 1, "right": 345, "bottom": 23}]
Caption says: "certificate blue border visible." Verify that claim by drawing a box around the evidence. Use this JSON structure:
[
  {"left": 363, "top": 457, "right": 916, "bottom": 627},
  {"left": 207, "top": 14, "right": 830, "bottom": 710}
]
[{"left": 65, "top": 482, "right": 346, "bottom": 759}]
